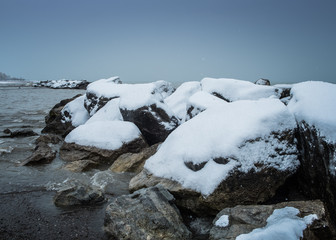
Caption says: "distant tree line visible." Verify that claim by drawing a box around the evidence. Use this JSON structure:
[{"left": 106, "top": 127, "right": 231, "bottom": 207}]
[{"left": 0, "top": 72, "right": 25, "bottom": 80}]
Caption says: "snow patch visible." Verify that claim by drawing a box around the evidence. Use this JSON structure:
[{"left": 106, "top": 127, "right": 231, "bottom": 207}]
[
  {"left": 86, "top": 98, "right": 123, "bottom": 124},
  {"left": 65, "top": 120, "right": 141, "bottom": 150},
  {"left": 215, "top": 215, "right": 229, "bottom": 228}
]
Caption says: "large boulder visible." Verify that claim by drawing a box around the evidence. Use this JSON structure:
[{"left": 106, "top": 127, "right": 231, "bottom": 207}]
[
  {"left": 120, "top": 104, "right": 179, "bottom": 145},
  {"left": 83, "top": 77, "right": 178, "bottom": 144},
  {"left": 130, "top": 99, "right": 299, "bottom": 214},
  {"left": 19, "top": 142, "right": 56, "bottom": 166},
  {"left": 104, "top": 185, "right": 192, "bottom": 240},
  {"left": 288, "top": 81, "right": 336, "bottom": 230},
  {"left": 42, "top": 94, "right": 82, "bottom": 137},
  {"left": 60, "top": 121, "right": 147, "bottom": 166},
  {"left": 110, "top": 143, "right": 160, "bottom": 174},
  {"left": 210, "top": 200, "right": 333, "bottom": 240}
]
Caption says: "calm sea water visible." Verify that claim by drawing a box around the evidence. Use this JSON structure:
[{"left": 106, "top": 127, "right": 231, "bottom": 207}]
[{"left": 0, "top": 86, "right": 133, "bottom": 239}]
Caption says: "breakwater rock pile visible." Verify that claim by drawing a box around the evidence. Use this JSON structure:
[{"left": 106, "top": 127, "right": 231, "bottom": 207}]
[{"left": 32, "top": 76, "right": 336, "bottom": 239}]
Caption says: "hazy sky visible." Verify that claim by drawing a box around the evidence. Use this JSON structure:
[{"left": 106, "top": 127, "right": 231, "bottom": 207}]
[{"left": 1, "top": 0, "right": 335, "bottom": 84}]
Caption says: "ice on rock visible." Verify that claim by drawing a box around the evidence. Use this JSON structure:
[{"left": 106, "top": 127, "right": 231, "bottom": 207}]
[{"left": 145, "top": 98, "right": 298, "bottom": 196}]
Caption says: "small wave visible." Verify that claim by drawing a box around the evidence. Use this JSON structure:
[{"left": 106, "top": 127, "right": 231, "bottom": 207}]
[{"left": 0, "top": 146, "right": 14, "bottom": 154}]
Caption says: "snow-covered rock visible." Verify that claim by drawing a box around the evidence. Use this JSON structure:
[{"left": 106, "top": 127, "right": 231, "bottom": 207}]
[
  {"left": 61, "top": 95, "right": 90, "bottom": 127},
  {"left": 33, "top": 79, "right": 89, "bottom": 89},
  {"left": 288, "top": 81, "right": 336, "bottom": 144},
  {"left": 201, "top": 78, "right": 287, "bottom": 102},
  {"left": 255, "top": 78, "right": 271, "bottom": 86},
  {"left": 185, "top": 91, "right": 227, "bottom": 121},
  {"left": 84, "top": 77, "right": 174, "bottom": 115},
  {"left": 60, "top": 121, "right": 147, "bottom": 165},
  {"left": 130, "top": 98, "right": 299, "bottom": 213},
  {"left": 42, "top": 94, "right": 83, "bottom": 137},
  {"left": 287, "top": 81, "right": 336, "bottom": 229},
  {"left": 210, "top": 200, "right": 329, "bottom": 240},
  {"left": 83, "top": 77, "right": 178, "bottom": 144},
  {"left": 164, "top": 81, "right": 201, "bottom": 121}
]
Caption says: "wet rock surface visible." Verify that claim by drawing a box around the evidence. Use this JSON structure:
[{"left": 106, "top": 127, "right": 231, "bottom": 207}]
[
  {"left": 19, "top": 142, "right": 56, "bottom": 166},
  {"left": 63, "top": 160, "right": 99, "bottom": 172},
  {"left": 54, "top": 184, "right": 106, "bottom": 207},
  {"left": 2, "top": 128, "right": 38, "bottom": 138},
  {"left": 104, "top": 185, "right": 192, "bottom": 240}
]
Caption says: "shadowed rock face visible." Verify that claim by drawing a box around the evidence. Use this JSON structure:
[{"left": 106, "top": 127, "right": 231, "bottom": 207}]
[
  {"left": 295, "top": 121, "right": 336, "bottom": 233},
  {"left": 42, "top": 94, "right": 82, "bottom": 137},
  {"left": 84, "top": 92, "right": 119, "bottom": 116},
  {"left": 120, "top": 104, "right": 179, "bottom": 145},
  {"left": 19, "top": 142, "right": 56, "bottom": 166},
  {"left": 104, "top": 185, "right": 192, "bottom": 240},
  {"left": 210, "top": 200, "right": 333, "bottom": 240}
]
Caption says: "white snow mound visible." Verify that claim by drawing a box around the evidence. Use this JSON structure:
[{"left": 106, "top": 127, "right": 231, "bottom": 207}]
[
  {"left": 145, "top": 98, "right": 298, "bottom": 195},
  {"left": 201, "top": 78, "right": 280, "bottom": 102},
  {"left": 65, "top": 121, "right": 141, "bottom": 150}
]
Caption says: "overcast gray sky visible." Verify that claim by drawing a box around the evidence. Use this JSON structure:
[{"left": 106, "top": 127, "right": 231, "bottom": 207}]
[{"left": 1, "top": 0, "right": 335, "bottom": 84}]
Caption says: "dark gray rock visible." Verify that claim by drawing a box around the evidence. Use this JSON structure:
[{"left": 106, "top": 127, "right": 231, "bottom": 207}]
[
  {"left": 42, "top": 94, "right": 82, "bottom": 137},
  {"left": 210, "top": 200, "right": 333, "bottom": 240},
  {"left": 296, "top": 121, "right": 336, "bottom": 234},
  {"left": 19, "top": 142, "right": 56, "bottom": 166},
  {"left": 54, "top": 185, "right": 106, "bottom": 207},
  {"left": 2, "top": 128, "right": 38, "bottom": 138},
  {"left": 104, "top": 185, "right": 192, "bottom": 240},
  {"left": 120, "top": 104, "right": 179, "bottom": 145}
]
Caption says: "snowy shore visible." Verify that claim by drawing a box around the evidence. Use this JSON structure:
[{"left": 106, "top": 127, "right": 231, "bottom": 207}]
[{"left": 20, "top": 76, "right": 336, "bottom": 239}]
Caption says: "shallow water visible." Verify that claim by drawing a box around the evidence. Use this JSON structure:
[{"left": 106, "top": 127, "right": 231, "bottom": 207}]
[{"left": 0, "top": 86, "right": 134, "bottom": 239}]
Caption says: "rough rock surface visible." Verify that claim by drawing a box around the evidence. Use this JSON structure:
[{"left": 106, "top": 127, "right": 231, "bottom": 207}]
[
  {"left": 60, "top": 136, "right": 147, "bottom": 166},
  {"left": 120, "top": 104, "right": 179, "bottom": 145},
  {"left": 209, "top": 200, "right": 333, "bottom": 240},
  {"left": 63, "top": 160, "right": 99, "bottom": 172},
  {"left": 255, "top": 78, "right": 271, "bottom": 85},
  {"left": 42, "top": 94, "right": 82, "bottom": 137},
  {"left": 104, "top": 185, "right": 192, "bottom": 240},
  {"left": 110, "top": 143, "right": 160, "bottom": 173},
  {"left": 130, "top": 166, "right": 295, "bottom": 216},
  {"left": 33, "top": 79, "right": 89, "bottom": 89},
  {"left": 2, "top": 128, "right": 38, "bottom": 138},
  {"left": 35, "top": 134, "right": 62, "bottom": 145},
  {"left": 19, "top": 142, "right": 56, "bottom": 166},
  {"left": 54, "top": 185, "right": 106, "bottom": 207},
  {"left": 296, "top": 121, "right": 336, "bottom": 232}
]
